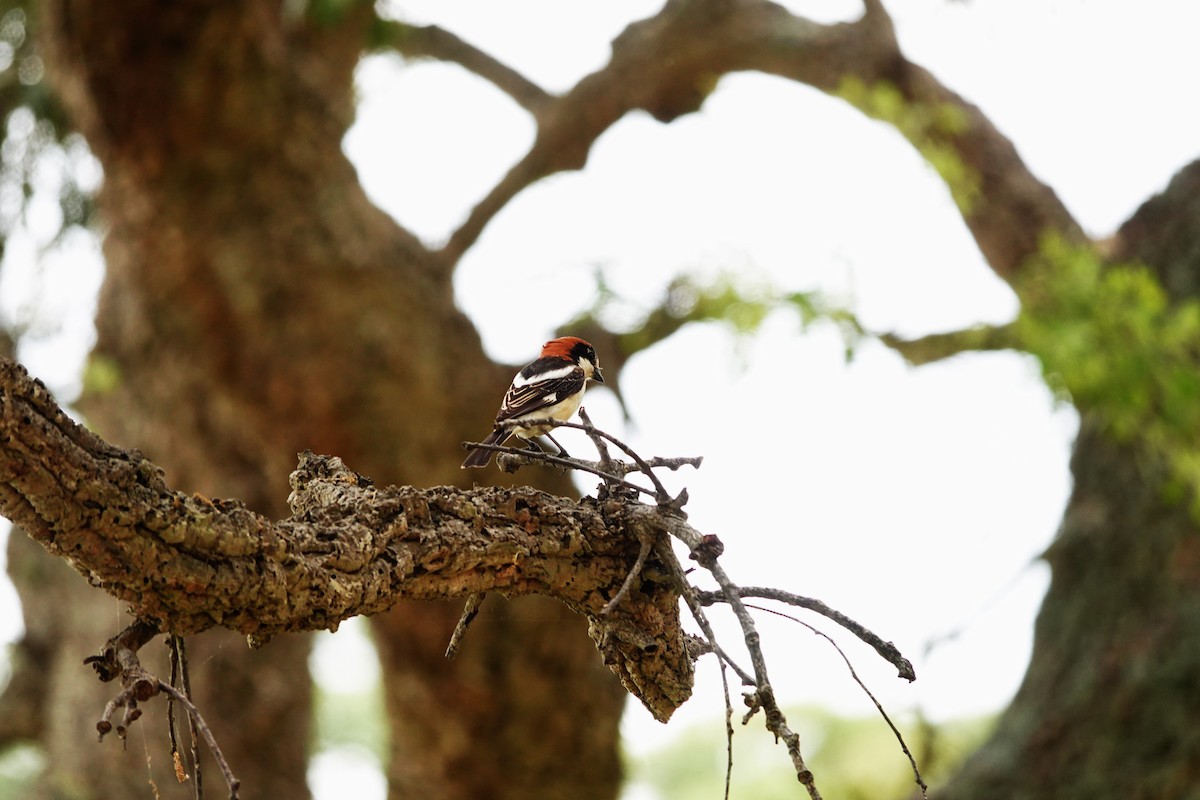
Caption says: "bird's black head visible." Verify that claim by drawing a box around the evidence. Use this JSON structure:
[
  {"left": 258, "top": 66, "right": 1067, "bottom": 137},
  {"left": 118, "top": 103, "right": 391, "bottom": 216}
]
[{"left": 549, "top": 336, "right": 603, "bottom": 383}]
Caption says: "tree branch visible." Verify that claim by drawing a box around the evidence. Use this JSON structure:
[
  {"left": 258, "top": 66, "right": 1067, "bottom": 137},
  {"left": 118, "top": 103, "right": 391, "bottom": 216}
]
[
  {"left": 434, "top": 0, "right": 1082, "bottom": 282},
  {"left": 375, "top": 20, "right": 552, "bottom": 113},
  {"left": 0, "top": 356, "right": 692, "bottom": 721},
  {"left": 878, "top": 322, "right": 1018, "bottom": 366}
]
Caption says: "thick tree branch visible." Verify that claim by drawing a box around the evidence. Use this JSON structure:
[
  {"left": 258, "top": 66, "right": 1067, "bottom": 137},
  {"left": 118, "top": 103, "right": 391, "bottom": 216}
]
[
  {"left": 434, "top": 0, "right": 1082, "bottom": 283},
  {"left": 0, "top": 356, "right": 692, "bottom": 721}
]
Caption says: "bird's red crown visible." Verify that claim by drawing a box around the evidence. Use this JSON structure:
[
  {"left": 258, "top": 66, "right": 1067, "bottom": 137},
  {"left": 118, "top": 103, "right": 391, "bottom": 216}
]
[{"left": 541, "top": 336, "right": 593, "bottom": 361}]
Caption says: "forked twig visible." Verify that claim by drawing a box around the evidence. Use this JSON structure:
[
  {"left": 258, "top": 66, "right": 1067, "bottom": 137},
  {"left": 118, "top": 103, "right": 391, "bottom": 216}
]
[
  {"left": 157, "top": 682, "right": 241, "bottom": 800},
  {"left": 85, "top": 621, "right": 240, "bottom": 800},
  {"left": 166, "top": 635, "right": 199, "bottom": 795},
  {"left": 696, "top": 586, "right": 916, "bottom": 681},
  {"left": 653, "top": 537, "right": 755, "bottom": 687},
  {"left": 462, "top": 437, "right": 657, "bottom": 497},
  {"left": 463, "top": 413, "right": 703, "bottom": 508},
  {"left": 528, "top": 422, "right": 918, "bottom": 800},
  {"left": 747, "top": 602, "right": 928, "bottom": 798},
  {"left": 695, "top": 551, "right": 821, "bottom": 798}
]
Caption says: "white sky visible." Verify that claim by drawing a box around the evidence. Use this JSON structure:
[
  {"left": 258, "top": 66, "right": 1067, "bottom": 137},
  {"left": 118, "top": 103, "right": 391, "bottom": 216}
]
[{"left": 4, "top": 1, "right": 1200, "bottom": 797}]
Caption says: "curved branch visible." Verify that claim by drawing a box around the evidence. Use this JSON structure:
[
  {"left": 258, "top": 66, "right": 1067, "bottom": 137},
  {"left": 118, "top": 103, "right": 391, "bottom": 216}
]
[
  {"left": 436, "top": 0, "right": 1082, "bottom": 282},
  {"left": 376, "top": 21, "right": 552, "bottom": 113},
  {"left": 0, "top": 356, "right": 692, "bottom": 721}
]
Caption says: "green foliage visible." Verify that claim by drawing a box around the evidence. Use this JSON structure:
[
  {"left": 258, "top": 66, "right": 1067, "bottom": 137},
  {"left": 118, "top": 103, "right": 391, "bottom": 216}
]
[
  {"left": 625, "top": 706, "right": 994, "bottom": 800},
  {"left": 305, "top": 0, "right": 370, "bottom": 27},
  {"left": 570, "top": 270, "right": 865, "bottom": 362},
  {"left": 1015, "top": 234, "right": 1200, "bottom": 509},
  {"left": 835, "top": 77, "right": 980, "bottom": 214}
]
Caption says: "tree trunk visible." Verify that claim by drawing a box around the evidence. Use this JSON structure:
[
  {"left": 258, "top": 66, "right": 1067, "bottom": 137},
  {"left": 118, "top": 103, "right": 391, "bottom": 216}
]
[
  {"left": 4, "top": 1, "right": 624, "bottom": 798},
  {"left": 938, "top": 161, "right": 1200, "bottom": 798}
]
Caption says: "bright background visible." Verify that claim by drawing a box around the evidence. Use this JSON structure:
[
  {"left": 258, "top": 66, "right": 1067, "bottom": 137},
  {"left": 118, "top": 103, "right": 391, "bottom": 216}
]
[{"left": 4, "top": 0, "right": 1200, "bottom": 797}]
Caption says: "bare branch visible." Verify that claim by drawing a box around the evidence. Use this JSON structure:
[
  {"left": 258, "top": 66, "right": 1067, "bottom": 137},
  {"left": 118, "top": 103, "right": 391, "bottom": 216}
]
[
  {"left": 0, "top": 356, "right": 692, "bottom": 721},
  {"left": 1, "top": 350, "right": 918, "bottom": 784},
  {"left": 87, "top": 623, "right": 241, "bottom": 799},
  {"left": 878, "top": 323, "right": 1018, "bottom": 367},
  {"left": 157, "top": 681, "right": 240, "bottom": 800},
  {"left": 748, "top": 603, "right": 928, "bottom": 798},
  {"left": 601, "top": 536, "right": 653, "bottom": 616},
  {"left": 375, "top": 20, "right": 552, "bottom": 113},
  {"left": 436, "top": 0, "right": 1082, "bottom": 281},
  {"left": 696, "top": 585, "right": 916, "bottom": 681}
]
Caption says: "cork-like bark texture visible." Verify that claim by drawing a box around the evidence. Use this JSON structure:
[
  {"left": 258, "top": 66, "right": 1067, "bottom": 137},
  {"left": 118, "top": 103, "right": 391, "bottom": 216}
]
[
  {"left": 0, "top": 356, "right": 693, "bottom": 721},
  {"left": 28, "top": 1, "right": 627, "bottom": 798},
  {"left": 5, "top": 0, "right": 1196, "bottom": 796}
]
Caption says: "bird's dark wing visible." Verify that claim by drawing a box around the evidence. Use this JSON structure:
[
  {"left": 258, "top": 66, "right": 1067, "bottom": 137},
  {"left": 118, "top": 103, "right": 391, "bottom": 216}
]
[{"left": 496, "top": 368, "right": 585, "bottom": 422}]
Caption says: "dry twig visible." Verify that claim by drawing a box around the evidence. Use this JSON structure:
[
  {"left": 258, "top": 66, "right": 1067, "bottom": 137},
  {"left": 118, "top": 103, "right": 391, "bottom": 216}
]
[
  {"left": 1, "top": 359, "right": 919, "bottom": 797},
  {"left": 85, "top": 622, "right": 240, "bottom": 800}
]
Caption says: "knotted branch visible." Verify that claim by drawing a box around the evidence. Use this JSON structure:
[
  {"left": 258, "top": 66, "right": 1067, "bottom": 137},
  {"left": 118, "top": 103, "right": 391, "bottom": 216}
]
[
  {"left": 480, "top": 415, "right": 922, "bottom": 800},
  {"left": 1, "top": 354, "right": 922, "bottom": 799},
  {"left": 0, "top": 356, "right": 692, "bottom": 721}
]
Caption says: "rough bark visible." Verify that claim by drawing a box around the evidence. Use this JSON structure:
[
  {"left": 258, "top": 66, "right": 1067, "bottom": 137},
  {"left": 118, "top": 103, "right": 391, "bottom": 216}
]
[
  {"left": 936, "top": 163, "right": 1200, "bottom": 798},
  {"left": 5, "top": 0, "right": 1195, "bottom": 795},
  {"left": 8, "top": 1, "right": 626, "bottom": 798},
  {"left": 0, "top": 359, "right": 693, "bottom": 721}
]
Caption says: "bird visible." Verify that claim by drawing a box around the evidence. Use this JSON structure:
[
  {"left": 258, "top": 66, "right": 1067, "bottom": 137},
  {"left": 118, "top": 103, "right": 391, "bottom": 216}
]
[{"left": 462, "top": 336, "right": 604, "bottom": 468}]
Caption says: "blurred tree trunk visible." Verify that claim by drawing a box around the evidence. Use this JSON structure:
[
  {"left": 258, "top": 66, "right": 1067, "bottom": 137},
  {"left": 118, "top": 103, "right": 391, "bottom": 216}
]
[
  {"left": 1, "top": 2, "right": 624, "bottom": 798},
  {"left": 938, "top": 162, "right": 1200, "bottom": 798}
]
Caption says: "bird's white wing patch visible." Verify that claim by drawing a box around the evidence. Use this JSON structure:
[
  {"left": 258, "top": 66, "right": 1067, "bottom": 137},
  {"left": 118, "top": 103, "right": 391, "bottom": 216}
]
[{"left": 512, "top": 362, "right": 577, "bottom": 388}]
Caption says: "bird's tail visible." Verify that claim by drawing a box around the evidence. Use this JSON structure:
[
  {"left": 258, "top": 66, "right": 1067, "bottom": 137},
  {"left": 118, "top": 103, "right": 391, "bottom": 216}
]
[{"left": 461, "top": 428, "right": 508, "bottom": 468}]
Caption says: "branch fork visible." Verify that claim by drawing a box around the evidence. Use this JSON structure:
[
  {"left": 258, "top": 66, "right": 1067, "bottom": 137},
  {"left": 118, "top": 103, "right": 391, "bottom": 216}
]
[{"left": 0, "top": 357, "right": 923, "bottom": 798}]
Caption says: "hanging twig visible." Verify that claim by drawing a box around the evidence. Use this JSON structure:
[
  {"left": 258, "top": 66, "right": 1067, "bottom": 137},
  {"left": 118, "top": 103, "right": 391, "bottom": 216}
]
[
  {"left": 695, "top": 586, "right": 916, "bottom": 681},
  {"left": 747, "top": 602, "right": 928, "bottom": 799},
  {"left": 690, "top": 544, "right": 822, "bottom": 798},
  {"left": 445, "top": 592, "right": 487, "bottom": 659},
  {"left": 49, "top": 395, "right": 913, "bottom": 800},
  {"left": 600, "top": 536, "right": 654, "bottom": 616},
  {"left": 84, "top": 622, "right": 239, "bottom": 800},
  {"left": 719, "top": 658, "right": 734, "bottom": 800},
  {"left": 470, "top": 414, "right": 927, "bottom": 799},
  {"left": 157, "top": 682, "right": 240, "bottom": 800}
]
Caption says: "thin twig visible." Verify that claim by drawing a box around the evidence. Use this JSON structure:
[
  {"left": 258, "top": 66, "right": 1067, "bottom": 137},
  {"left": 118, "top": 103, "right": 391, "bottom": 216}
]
[
  {"left": 461, "top": 438, "right": 658, "bottom": 497},
  {"left": 167, "top": 637, "right": 184, "bottom": 783},
  {"left": 696, "top": 586, "right": 916, "bottom": 681},
  {"left": 654, "top": 514, "right": 820, "bottom": 799},
  {"left": 601, "top": 537, "right": 653, "bottom": 615},
  {"left": 445, "top": 592, "right": 487, "bottom": 659},
  {"left": 157, "top": 682, "right": 241, "bottom": 800},
  {"left": 747, "top": 602, "right": 928, "bottom": 799},
  {"left": 653, "top": 538, "right": 755, "bottom": 687},
  {"left": 177, "top": 637, "right": 202, "bottom": 800},
  {"left": 578, "top": 407, "right": 617, "bottom": 476},
  {"left": 720, "top": 658, "right": 734, "bottom": 800},
  {"left": 489, "top": 415, "right": 702, "bottom": 507},
  {"left": 554, "top": 417, "right": 674, "bottom": 504},
  {"left": 705, "top": 559, "right": 821, "bottom": 798}
]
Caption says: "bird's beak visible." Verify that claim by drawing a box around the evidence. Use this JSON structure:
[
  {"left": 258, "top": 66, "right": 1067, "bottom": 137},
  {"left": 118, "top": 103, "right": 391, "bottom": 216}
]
[{"left": 593, "top": 366, "right": 605, "bottom": 383}]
